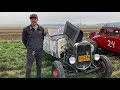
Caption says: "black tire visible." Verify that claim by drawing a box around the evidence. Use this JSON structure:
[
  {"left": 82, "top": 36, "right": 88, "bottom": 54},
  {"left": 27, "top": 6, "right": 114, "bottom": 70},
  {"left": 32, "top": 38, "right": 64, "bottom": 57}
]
[
  {"left": 52, "top": 61, "right": 65, "bottom": 78},
  {"left": 90, "top": 41, "right": 98, "bottom": 54},
  {"left": 96, "top": 55, "right": 112, "bottom": 78}
]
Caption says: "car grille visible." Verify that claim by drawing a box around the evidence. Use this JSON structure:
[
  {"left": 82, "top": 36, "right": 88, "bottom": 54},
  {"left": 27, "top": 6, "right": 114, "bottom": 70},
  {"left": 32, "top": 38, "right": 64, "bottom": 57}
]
[
  {"left": 75, "top": 44, "right": 91, "bottom": 69},
  {"left": 77, "top": 44, "right": 91, "bottom": 56}
]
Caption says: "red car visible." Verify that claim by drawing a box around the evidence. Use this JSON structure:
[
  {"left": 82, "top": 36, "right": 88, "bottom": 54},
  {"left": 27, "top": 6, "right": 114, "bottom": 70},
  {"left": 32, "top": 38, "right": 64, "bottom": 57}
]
[{"left": 89, "top": 22, "right": 120, "bottom": 54}]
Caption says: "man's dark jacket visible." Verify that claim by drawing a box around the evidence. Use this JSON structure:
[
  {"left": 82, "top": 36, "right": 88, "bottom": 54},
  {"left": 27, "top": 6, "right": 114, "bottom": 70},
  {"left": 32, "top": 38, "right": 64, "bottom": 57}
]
[{"left": 22, "top": 24, "right": 45, "bottom": 51}]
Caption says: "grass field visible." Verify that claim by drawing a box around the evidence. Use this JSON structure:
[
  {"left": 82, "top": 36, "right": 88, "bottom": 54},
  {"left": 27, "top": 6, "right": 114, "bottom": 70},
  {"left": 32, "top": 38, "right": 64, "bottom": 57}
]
[
  {"left": 0, "top": 38, "right": 120, "bottom": 78},
  {"left": 0, "top": 40, "right": 53, "bottom": 78}
]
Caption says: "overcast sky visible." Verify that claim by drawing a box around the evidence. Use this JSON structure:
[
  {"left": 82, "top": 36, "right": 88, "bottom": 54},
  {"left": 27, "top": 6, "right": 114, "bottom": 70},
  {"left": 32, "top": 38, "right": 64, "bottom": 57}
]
[{"left": 0, "top": 12, "right": 120, "bottom": 25}]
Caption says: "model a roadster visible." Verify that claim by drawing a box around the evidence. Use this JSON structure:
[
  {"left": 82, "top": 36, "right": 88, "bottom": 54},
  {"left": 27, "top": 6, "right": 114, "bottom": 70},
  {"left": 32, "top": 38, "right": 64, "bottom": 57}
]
[{"left": 43, "top": 21, "right": 112, "bottom": 78}]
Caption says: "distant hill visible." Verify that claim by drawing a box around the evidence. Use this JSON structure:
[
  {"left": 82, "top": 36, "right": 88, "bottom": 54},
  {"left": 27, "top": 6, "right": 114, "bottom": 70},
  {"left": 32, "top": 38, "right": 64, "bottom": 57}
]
[
  {"left": 42, "top": 23, "right": 98, "bottom": 27},
  {"left": 95, "top": 22, "right": 120, "bottom": 27},
  {"left": 95, "top": 23, "right": 106, "bottom": 27},
  {"left": 42, "top": 24, "right": 65, "bottom": 27},
  {"left": 0, "top": 22, "right": 113, "bottom": 28}
]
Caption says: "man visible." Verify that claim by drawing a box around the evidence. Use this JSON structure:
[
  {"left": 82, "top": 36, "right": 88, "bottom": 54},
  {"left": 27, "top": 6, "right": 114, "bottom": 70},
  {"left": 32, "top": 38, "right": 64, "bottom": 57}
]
[{"left": 22, "top": 14, "right": 45, "bottom": 78}]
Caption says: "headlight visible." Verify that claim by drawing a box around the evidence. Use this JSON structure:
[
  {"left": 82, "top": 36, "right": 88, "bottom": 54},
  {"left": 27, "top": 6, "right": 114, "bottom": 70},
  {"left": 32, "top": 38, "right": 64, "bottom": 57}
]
[
  {"left": 74, "top": 43, "right": 79, "bottom": 47},
  {"left": 94, "top": 54, "right": 100, "bottom": 61},
  {"left": 69, "top": 56, "right": 76, "bottom": 64}
]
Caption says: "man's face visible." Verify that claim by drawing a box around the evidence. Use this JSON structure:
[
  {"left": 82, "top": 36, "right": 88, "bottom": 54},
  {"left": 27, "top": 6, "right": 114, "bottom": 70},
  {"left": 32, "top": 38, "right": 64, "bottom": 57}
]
[{"left": 30, "top": 17, "right": 38, "bottom": 26}]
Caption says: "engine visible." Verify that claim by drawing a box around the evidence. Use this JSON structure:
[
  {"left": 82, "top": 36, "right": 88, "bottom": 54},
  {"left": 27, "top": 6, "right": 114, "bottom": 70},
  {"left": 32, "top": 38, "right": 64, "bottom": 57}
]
[
  {"left": 62, "top": 41, "right": 92, "bottom": 70},
  {"left": 61, "top": 21, "right": 92, "bottom": 70}
]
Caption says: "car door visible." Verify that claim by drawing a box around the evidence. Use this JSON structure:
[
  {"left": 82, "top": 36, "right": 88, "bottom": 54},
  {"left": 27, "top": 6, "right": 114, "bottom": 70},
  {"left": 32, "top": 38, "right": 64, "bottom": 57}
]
[
  {"left": 99, "top": 28, "right": 108, "bottom": 49},
  {"left": 105, "top": 29, "right": 117, "bottom": 52}
]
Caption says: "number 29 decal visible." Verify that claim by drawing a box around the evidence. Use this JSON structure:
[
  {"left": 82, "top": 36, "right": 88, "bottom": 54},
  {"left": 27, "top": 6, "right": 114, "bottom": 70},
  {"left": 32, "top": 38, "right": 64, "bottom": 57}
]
[{"left": 107, "top": 40, "right": 115, "bottom": 48}]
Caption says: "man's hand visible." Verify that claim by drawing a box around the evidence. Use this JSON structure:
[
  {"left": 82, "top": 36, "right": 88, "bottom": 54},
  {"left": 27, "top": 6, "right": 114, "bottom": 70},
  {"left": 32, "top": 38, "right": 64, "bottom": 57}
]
[
  {"left": 22, "top": 28, "right": 27, "bottom": 48},
  {"left": 44, "top": 32, "right": 47, "bottom": 36}
]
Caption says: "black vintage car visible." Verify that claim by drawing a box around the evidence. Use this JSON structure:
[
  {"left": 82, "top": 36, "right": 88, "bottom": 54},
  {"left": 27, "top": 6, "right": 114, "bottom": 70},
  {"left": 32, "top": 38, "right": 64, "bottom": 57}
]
[{"left": 43, "top": 21, "right": 112, "bottom": 78}]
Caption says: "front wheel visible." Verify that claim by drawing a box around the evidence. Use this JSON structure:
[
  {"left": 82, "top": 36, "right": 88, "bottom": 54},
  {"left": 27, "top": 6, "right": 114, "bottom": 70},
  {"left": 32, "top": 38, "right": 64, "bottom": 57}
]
[
  {"left": 52, "top": 61, "right": 65, "bottom": 78},
  {"left": 95, "top": 55, "right": 112, "bottom": 78}
]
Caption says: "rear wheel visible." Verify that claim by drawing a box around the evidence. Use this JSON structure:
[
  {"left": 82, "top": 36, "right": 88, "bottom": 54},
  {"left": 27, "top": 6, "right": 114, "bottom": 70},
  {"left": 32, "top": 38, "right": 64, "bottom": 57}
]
[
  {"left": 52, "top": 61, "right": 65, "bottom": 78},
  {"left": 90, "top": 41, "right": 98, "bottom": 54},
  {"left": 96, "top": 55, "right": 112, "bottom": 78}
]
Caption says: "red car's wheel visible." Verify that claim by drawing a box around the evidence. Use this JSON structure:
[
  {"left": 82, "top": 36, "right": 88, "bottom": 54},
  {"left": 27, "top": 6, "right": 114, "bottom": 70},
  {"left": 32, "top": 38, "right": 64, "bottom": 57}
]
[{"left": 52, "top": 61, "right": 65, "bottom": 78}]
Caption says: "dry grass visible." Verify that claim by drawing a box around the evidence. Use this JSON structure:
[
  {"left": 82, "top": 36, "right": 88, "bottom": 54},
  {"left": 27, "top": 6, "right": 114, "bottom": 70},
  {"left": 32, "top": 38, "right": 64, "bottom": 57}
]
[
  {"left": 0, "top": 26, "right": 99, "bottom": 40},
  {"left": 0, "top": 70, "right": 21, "bottom": 75},
  {"left": 80, "top": 27, "right": 100, "bottom": 32},
  {"left": 0, "top": 27, "right": 48, "bottom": 40}
]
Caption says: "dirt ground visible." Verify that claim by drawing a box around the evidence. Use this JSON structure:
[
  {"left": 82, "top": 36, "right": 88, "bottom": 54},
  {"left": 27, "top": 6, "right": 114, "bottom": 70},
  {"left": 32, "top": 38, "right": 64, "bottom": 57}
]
[{"left": 0, "top": 26, "right": 100, "bottom": 40}]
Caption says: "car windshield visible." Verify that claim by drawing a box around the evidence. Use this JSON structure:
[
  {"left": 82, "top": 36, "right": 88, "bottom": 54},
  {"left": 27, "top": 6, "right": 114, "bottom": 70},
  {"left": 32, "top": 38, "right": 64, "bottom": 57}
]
[
  {"left": 106, "top": 29, "right": 120, "bottom": 36},
  {"left": 48, "top": 27, "right": 64, "bottom": 36}
]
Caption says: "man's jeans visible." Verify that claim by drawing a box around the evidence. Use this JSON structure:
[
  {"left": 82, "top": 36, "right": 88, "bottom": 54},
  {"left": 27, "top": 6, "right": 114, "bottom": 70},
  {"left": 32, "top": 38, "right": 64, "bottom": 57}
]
[{"left": 26, "top": 49, "right": 43, "bottom": 78}]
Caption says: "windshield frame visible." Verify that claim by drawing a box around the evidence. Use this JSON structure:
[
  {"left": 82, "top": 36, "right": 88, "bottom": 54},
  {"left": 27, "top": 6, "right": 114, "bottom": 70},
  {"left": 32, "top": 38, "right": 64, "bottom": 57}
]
[{"left": 48, "top": 28, "right": 64, "bottom": 36}]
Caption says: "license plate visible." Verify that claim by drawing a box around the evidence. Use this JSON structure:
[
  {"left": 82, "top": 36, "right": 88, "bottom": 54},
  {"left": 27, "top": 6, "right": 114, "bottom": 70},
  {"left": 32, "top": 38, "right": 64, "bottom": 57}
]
[{"left": 78, "top": 55, "right": 90, "bottom": 62}]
